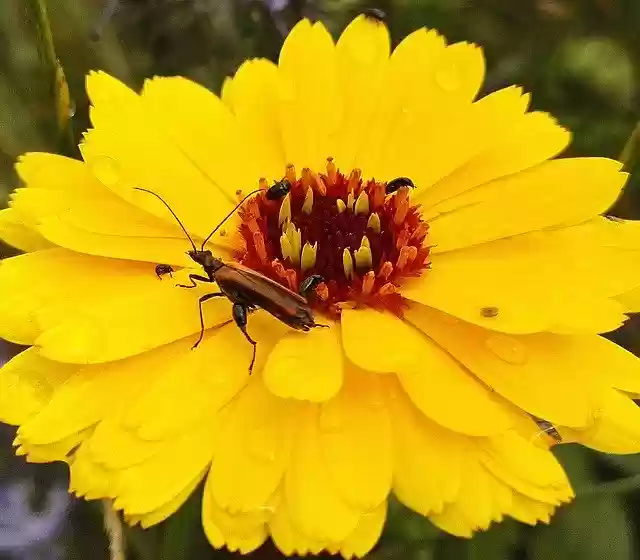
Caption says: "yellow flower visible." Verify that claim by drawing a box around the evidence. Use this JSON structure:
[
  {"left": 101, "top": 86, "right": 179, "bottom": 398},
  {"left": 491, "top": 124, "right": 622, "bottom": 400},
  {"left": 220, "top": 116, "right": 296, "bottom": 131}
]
[{"left": 2, "top": 13, "right": 640, "bottom": 557}]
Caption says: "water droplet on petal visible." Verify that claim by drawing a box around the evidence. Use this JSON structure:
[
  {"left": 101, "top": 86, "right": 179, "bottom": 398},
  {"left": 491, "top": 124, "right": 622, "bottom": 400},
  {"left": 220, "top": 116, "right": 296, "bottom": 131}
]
[
  {"left": 247, "top": 427, "right": 276, "bottom": 462},
  {"left": 90, "top": 156, "right": 121, "bottom": 189},
  {"left": 485, "top": 334, "right": 529, "bottom": 365},
  {"left": 435, "top": 64, "right": 460, "bottom": 91}
]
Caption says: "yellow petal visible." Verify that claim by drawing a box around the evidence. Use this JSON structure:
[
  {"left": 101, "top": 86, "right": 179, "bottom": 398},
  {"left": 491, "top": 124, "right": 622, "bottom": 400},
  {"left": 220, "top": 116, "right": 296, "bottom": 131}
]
[
  {"left": 208, "top": 375, "right": 296, "bottom": 513},
  {"left": 0, "top": 208, "right": 52, "bottom": 252},
  {"left": 406, "top": 305, "right": 602, "bottom": 428},
  {"left": 285, "top": 404, "right": 361, "bottom": 542},
  {"left": 34, "top": 267, "right": 230, "bottom": 364},
  {"left": 69, "top": 443, "right": 117, "bottom": 500},
  {"left": 427, "top": 158, "right": 626, "bottom": 252},
  {"left": 396, "top": 318, "right": 512, "bottom": 436},
  {"left": 340, "top": 308, "right": 424, "bottom": 373},
  {"left": 123, "top": 322, "right": 255, "bottom": 440},
  {"left": 141, "top": 76, "right": 261, "bottom": 201},
  {"left": 338, "top": 502, "right": 387, "bottom": 559},
  {"left": 132, "top": 473, "right": 203, "bottom": 528},
  {"left": 384, "top": 376, "right": 462, "bottom": 516},
  {"left": 18, "top": 430, "right": 88, "bottom": 463},
  {"left": 270, "top": 494, "right": 327, "bottom": 556},
  {"left": 278, "top": 20, "right": 340, "bottom": 171},
  {"left": 319, "top": 369, "right": 392, "bottom": 509},
  {"left": 402, "top": 228, "right": 632, "bottom": 334},
  {"left": 224, "top": 58, "right": 286, "bottom": 179},
  {"left": 563, "top": 389, "right": 640, "bottom": 454},
  {"left": 418, "top": 111, "right": 570, "bottom": 213},
  {"left": 0, "top": 347, "right": 75, "bottom": 425},
  {"left": 83, "top": 72, "right": 238, "bottom": 242},
  {"left": 264, "top": 323, "right": 343, "bottom": 401},
  {"left": 203, "top": 477, "right": 269, "bottom": 554},
  {"left": 506, "top": 492, "right": 555, "bottom": 526},
  {"left": 333, "top": 14, "right": 390, "bottom": 171},
  {"left": 113, "top": 422, "right": 214, "bottom": 515}
]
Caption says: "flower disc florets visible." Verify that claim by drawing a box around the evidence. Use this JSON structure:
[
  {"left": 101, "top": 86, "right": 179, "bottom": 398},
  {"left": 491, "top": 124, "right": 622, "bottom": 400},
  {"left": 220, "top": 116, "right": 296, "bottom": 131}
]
[{"left": 235, "top": 159, "right": 431, "bottom": 318}]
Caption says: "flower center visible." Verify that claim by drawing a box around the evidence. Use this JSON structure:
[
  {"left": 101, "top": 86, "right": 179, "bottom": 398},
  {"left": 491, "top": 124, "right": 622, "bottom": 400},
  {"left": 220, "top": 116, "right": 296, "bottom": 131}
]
[{"left": 234, "top": 159, "right": 431, "bottom": 318}]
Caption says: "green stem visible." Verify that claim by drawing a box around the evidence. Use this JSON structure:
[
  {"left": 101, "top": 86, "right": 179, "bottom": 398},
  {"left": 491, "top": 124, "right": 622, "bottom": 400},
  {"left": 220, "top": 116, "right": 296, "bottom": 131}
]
[
  {"left": 25, "top": 0, "right": 77, "bottom": 155},
  {"left": 159, "top": 491, "right": 202, "bottom": 560},
  {"left": 618, "top": 121, "right": 640, "bottom": 170}
]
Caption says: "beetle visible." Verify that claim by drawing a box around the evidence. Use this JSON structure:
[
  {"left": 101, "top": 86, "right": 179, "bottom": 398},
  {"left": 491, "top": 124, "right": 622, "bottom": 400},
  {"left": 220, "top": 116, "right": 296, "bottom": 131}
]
[
  {"left": 135, "top": 180, "right": 326, "bottom": 373},
  {"left": 155, "top": 264, "right": 174, "bottom": 279},
  {"left": 362, "top": 8, "right": 387, "bottom": 22},
  {"left": 385, "top": 176, "right": 415, "bottom": 194},
  {"left": 532, "top": 416, "right": 562, "bottom": 443}
]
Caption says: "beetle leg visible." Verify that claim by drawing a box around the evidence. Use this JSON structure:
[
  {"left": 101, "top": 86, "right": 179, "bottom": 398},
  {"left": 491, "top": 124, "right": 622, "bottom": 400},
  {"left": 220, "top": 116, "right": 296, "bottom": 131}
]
[
  {"left": 177, "top": 273, "right": 212, "bottom": 289},
  {"left": 192, "top": 292, "right": 227, "bottom": 349},
  {"left": 231, "top": 303, "right": 258, "bottom": 374}
]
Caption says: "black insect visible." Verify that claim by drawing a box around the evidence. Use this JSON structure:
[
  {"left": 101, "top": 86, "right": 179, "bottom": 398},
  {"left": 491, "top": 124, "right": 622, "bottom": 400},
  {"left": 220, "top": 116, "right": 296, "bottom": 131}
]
[
  {"left": 137, "top": 179, "right": 324, "bottom": 373},
  {"left": 362, "top": 8, "right": 387, "bottom": 22},
  {"left": 532, "top": 416, "right": 562, "bottom": 443},
  {"left": 155, "top": 264, "right": 174, "bottom": 279},
  {"left": 385, "top": 176, "right": 415, "bottom": 194}
]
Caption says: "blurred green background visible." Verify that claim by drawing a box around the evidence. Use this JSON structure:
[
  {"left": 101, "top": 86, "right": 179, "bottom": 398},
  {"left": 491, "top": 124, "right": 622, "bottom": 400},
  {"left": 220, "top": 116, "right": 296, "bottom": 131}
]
[{"left": 2, "top": 0, "right": 640, "bottom": 558}]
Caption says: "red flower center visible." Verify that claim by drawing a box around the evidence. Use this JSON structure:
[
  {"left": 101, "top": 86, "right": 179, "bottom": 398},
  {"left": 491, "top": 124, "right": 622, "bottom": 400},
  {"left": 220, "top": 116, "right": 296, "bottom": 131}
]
[{"left": 234, "top": 159, "right": 431, "bottom": 318}]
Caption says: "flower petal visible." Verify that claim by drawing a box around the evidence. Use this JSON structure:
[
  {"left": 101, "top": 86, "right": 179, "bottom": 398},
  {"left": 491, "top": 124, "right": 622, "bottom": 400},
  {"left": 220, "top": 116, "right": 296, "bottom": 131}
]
[
  {"left": 34, "top": 266, "right": 230, "bottom": 364},
  {"left": 395, "top": 317, "right": 512, "bottom": 436},
  {"left": 338, "top": 502, "right": 387, "bottom": 559},
  {"left": 264, "top": 323, "right": 343, "bottom": 401},
  {"left": 319, "top": 368, "right": 392, "bottom": 509},
  {"left": 83, "top": 72, "right": 238, "bottom": 241},
  {"left": 278, "top": 20, "right": 340, "bottom": 171},
  {"left": 418, "top": 110, "right": 570, "bottom": 213},
  {"left": 0, "top": 208, "right": 52, "bottom": 252},
  {"left": 340, "top": 308, "right": 424, "bottom": 373},
  {"left": 270, "top": 494, "right": 327, "bottom": 556},
  {"left": 285, "top": 404, "right": 361, "bottom": 542},
  {"left": 224, "top": 59, "right": 286, "bottom": 179},
  {"left": 427, "top": 158, "right": 626, "bottom": 252},
  {"left": 384, "top": 376, "right": 462, "bottom": 516},
  {"left": 562, "top": 389, "right": 640, "bottom": 454},
  {"left": 333, "top": 14, "right": 390, "bottom": 171},
  {"left": 208, "top": 375, "right": 296, "bottom": 513},
  {"left": 402, "top": 227, "right": 633, "bottom": 334},
  {"left": 0, "top": 347, "right": 75, "bottom": 425},
  {"left": 406, "top": 305, "right": 602, "bottom": 427}
]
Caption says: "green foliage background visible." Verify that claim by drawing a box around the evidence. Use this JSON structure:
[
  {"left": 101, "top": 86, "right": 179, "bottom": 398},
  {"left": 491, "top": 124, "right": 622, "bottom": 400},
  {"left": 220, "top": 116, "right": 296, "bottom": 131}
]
[{"left": 2, "top": 0, "right": 640, "bottom": 558}]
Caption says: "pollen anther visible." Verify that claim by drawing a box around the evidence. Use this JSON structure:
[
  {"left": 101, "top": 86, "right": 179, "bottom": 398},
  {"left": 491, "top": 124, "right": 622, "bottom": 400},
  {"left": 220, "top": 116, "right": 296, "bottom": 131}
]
[
  {"left": 378, "top": 261, "right": 393, "bottom": 280},
  {"left": 336, "top": 199, "right": 347, "bottom": 213},
  {"left": 378, "top": 282, "right": 396, "bottom": 296},
  {"left": 354, "top": 244, "right": 373, "bottom": 270},
  {"left": 367, "top": 213, "right": 381, "bottom": 233},
  {"left": 354, "top": 190, "right": 370, "bottom": 215},
  {"left": 286, "top": 164, "right": 296, "bottom": 184},
  {"left": 301, "top": 241, "right": 318, "bottom": 272},
  {"left": 278, "top": 192, "right": 291, "bottom": 226},
  {"left": 343, "top": 248, "right": 354, "bottom": 279},
  {"left": 362, "top": 271, "right": 375, "bottom": 295},
  {"left": 302, "top": 186, "right": 314, "bottom": 215},
  {"left": 326, "top": 157, "right": 337, "bottom": 185}
]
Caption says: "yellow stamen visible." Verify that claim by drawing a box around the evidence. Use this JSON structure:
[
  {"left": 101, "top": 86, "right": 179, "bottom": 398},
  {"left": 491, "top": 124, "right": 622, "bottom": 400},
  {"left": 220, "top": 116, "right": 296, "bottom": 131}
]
[
  {"left": 361, "top": 236, "right": 371, "bottom": 249},
  {"left": 354, "top": 244, "right": 373, "bottom": 270},
  {"left": 378, "top": 261, "right": 393, "bottom": 280},
  {"left": 362, "top": 271, "right": 375, "bottom": 295},
  {"left": 326, "top": 157, "right": 337, "bottom": 185},
  {"left": 259, "top": 177, "right": 269, "bottom": 191},
  {"left": 354, "top": 190, "right": 370, "bottom": 216},
  {"left": 367, "top": 212, "right": 381, "bottom": 233},
  {"left": 301, "top": 241, "right": 318, "bottom": 272},
  {"left": 278, "top": 192, "right": 291, "bottom": 226},
  {"left": 343, "top": 248, "right": 354, "bottom": 279},
  {"left": 286, "top": 164, "right": 296, "bottom": 184},
  {"left": 302, "top": 186, "right": 314, "bottom": 215},
  {"left": 336, "top": 199, "right": 347, "bottom": 213},
  {"left": 396, "top": 245, "right": 417, "bottom": 271},
  {"left": 280, "top": 232, "right": 294, "bottom": 262},
  {"left": 410, "top": 222, "right": 429, "bottom": 241},
  {"left": 285, "top": 221, "right": 302, "bottom": 266},
  {"left": 347, "top": 191, "right": 355, "bottom": 212}
]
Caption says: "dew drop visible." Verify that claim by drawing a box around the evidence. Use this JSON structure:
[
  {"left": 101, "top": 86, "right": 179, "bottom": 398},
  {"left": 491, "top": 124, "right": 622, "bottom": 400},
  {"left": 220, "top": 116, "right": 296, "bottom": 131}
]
[
  {"left": 247, "top": 427, "right": 277, "bottom": 462},
  {"left": 90, "top": 156, "right": 121, "bottom": 189},
  {"left": 485, "top": 334, "right": 528, "bottom": 365},
  {"left": 435, "top": 64, "right": 460, "bottom": 92}
]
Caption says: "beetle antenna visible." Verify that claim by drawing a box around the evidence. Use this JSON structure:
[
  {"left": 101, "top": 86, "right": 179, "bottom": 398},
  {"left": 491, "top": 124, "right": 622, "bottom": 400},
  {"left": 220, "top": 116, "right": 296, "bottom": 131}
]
[
  {"left": 134, "top": 188, "right": 197, "bottom": 252},
  {"left": 200, "top": 188, "right": 264, "bottom": 250}
]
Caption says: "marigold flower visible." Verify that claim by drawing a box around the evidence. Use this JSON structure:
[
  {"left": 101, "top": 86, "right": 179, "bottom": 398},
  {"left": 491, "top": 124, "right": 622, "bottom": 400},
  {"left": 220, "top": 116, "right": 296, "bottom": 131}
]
[{"left": 2, "top": 14, "right": 640, "bottom": 557}]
